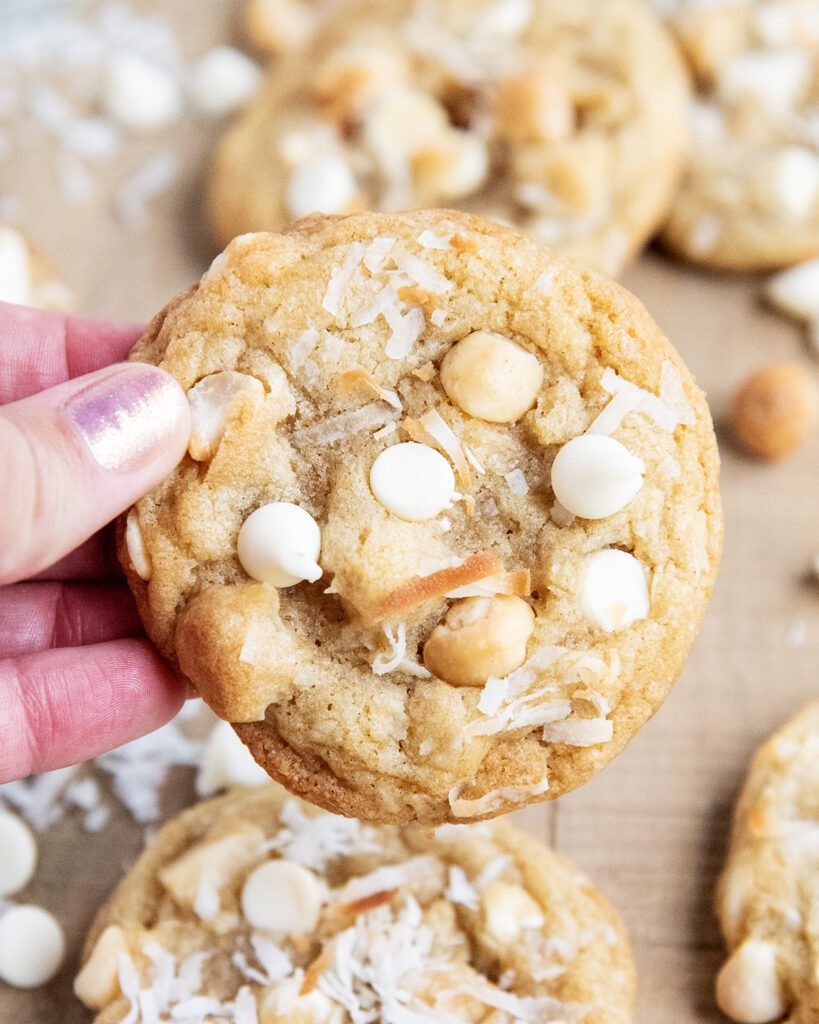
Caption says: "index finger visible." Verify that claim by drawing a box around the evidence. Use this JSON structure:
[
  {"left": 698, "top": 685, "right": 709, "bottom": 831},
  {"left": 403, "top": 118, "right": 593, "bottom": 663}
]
[{"left": 0, "top": 301, "right": 145, "bottom": 404}]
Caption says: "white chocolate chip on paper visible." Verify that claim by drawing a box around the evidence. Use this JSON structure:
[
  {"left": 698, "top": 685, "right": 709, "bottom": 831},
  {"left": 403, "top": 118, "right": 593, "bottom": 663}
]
[
  {"left": 0, "top": 810, "right": 37, "bottom": 897},
  {"left": 0, "top": 905, "right": 65, "bottom": 988}
]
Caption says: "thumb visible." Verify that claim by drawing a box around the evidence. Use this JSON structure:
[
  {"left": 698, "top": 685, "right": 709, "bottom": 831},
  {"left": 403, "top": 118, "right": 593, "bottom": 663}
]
[{"left": 0, "top": 362, "right": 190, "bottom": 584}]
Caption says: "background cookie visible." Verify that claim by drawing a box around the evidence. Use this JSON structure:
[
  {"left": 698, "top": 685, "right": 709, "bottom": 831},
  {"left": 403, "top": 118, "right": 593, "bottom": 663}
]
[
  {"left": 209, "top": 0, "right": 690, "bottom": 276},
  {"left": 715, "top": 702, "right": 819, "bottom": 1024},
  {"left": 658, "top": 0, "right": 819, "bottom": 270},
  {"left": 0, "top": 223, "right": 73, "bottom": 311},
  {"left": 119, "top": 209, "right": 722, "bottom": 825},
  {"left": 75, "top": 784, "right": 636, "bottom": 1024}
]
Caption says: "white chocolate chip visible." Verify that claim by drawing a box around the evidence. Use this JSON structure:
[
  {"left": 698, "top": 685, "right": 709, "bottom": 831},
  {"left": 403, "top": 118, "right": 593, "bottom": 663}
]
[
  {"left": 716, "top": 940, "right": 786, "bottom": 1024},
  {"left": 237, "top": 502, "right": 322, "bottom": 587},
  {"left": 286, "top": 154, "right": 359, "bottom": 219},
  {"left": 581, "top": 549, "right": 649, "bottom": 633},
  {"left": 0, "top": 225, "right": 32, "bottom": 306},
  {"left": 74, "top": 925, "right": 127, "bottom": 1010},
  {"left": 0, "top": 906, "right": 65, "bottom": 988},
  {"left": 763, "top": 146, "right": 819, "bottom": 219},
  {"left": 188, "top": 47, "right": 262, "bottom": 117},
  {"left": 187, "top": 370, "right": 265, "bottom": 461},
  {"left": 0, "top": 811, "right": 37, "bottom": 897},
  {"left": 124, "top": 509, "right": 152, "bottom": 581},
  {"left": 767, "top": 258, "right": 819, "bottom": 321},
  {"left": 440, "top": 331, "right": 543, "bottom": 423},
  {"left": 195, "top": 720, "right": 271, "bottom": 796},
  {"left": 369, "top": 442, "right": 455, "bottom": 522},
  {"left": 103, "top": 52, "right": 183, "bottom": 132},
  {"left": 551, "top": 435, "right": 644, "bottom": 519},
  {"left": 241, "top": 860, "right": 322, "bottom": 933},
  {"left": 718, "top": 50, "right": 811, "bottom": 112},
  {"left": 480, "top": 880, "right": 544, "bottom": 945}
]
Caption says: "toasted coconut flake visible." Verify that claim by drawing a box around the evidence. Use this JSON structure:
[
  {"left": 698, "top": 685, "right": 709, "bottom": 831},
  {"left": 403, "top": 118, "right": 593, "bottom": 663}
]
[
  {"left": 289, "top": 328, "right": 320, "bottom": 369},
  {"left": 363, "top": 235, "right": 396, "bottom": 272},
  {"left": 299, "top": 945, "right": 335, "bottom": 996},
  {"left": 464, "top": 646, "right": 568, "bottom": 738},
  {"left": 322, "top": 241, "right": 366, "bottom": 320},
  {"left": 373, "top": 422, "right": 397, "bottom": 441},
  {"left": 541, "top": 716, "right": 613, "bottom": 747},
  {"left": 376, "top": 551, "right": 502, "bottom": 621},
  {"left": 396, "top": 284, "right": 440, "bottom": 309},
  {"left": 585, "top": 387, "right": 641, "bottom": 436},
  {"left": 446, "top": 570, "right": 530, "bottom": 599},
  {"left": 660, "top": 360, "right": 696, "bottom": 426},
  {"left": 412, "top": 362, "right": 436, "bottom": 382},
  {"left": 417, "top": 229, "right": 452, "bottom": 249},
  {"left": 338, "top": 369, "right": 402, "bottom": 410},
  {"left": 448, "top": 777, "right": 549, "bottom": 818},
  {"left": 292, "top": 403, "right": 397, "bottom": 446},
  {"left": 350, "top": 281, "right": 400, "bottom": 328},
  {"left": 449, "top": 232, "right": 479, "bottom": 253},
  {"left": 384, "top": 303, "right": 425, "bottom": 359},
  {"left": 403, "top": 408, "right": 472, "bottom": 489},
  {"left": 334, "top": 888, "right": 398, "bottom": 918},
  {"left": 477, "top": 676, "right": 509, "bottom": 716}
]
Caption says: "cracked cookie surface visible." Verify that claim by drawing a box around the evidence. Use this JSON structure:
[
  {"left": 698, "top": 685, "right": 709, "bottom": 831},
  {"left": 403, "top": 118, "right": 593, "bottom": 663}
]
[
  {"left": 76, "top": 784, "right": 636, "bottom": 1024},
  {"left": 209, "top": 0, "right": 690, "bottom": 276},
  {"left": 119, "top": 209, "right": 722, "bottom": 824}
]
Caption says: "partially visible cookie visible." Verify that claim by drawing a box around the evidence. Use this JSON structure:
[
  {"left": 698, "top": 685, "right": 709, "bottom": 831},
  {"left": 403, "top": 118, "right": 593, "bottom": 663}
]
[
  {"left": 75, "top": 784, "right": 636, "bottom": 1023},
  {"left": 0, "top": 223, "right": 74, "bottom": 310},
  {"left": 658, "top": 0, "right": 819, "bottom": 270},
  {"left": 211, "top": 0, "right": 690, "bottom": 275},
  {"left": 119, "top": 209, "right": 722, "bottom": 825},
  {"left": 716, "top": 702, "right": 819, "bottom": 1023}
]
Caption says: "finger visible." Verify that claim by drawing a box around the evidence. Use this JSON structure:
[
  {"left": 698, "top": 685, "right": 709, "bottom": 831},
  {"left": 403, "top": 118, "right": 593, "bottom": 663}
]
[
  {"left": 0, "top": 302, "right": 144, "bottom": 403},
  {"left": 0, "top": 639, "right": 186, "bottom": 782},
  {"left": 31, "top": 528, "right": 120, "bottom": 581},
  {"left": 0, "top": 362, "right": 190, "bottom": 584},
  {"left": 0, "top": 582, "right": 143, "bottom": 658}
]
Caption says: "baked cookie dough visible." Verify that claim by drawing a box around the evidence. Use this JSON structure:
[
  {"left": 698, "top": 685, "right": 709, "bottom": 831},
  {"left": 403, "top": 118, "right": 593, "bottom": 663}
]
[
  {"left": 210, "top": 0, "right": 691, "bottom": 275},
  {"left": 119, "top": 209, "right": 722, "bottom": 824},
  {"left": 658, "top": 0, "right": 819, "bottom": 269},
  {"left": 75, "top": 784, "right": 636, "bottom": 1024},
  {"left": 0, "top": 223, "right": 73, "bottom": 310},
  {"left": 716, "top": 702, "right": 819, "bottom": 1024}
]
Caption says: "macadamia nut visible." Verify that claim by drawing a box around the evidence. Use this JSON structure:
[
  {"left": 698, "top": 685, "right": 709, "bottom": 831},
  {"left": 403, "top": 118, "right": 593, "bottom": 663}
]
[
  {"left": 423, "top": 595, "right": 534, "bottom": 687},
  {"left": 730, "top": 362, "right": 819, "bottom": 461},
  {"left": 440, "top": 330, "right": 543, "bottom": 422},
  {"left": 715, "top": 939, "right": 786, "bottom": 1024}
]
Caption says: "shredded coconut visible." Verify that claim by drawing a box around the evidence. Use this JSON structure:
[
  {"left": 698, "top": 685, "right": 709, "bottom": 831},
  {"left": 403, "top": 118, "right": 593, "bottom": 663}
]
[
  {"left": 372, "top": 623, "right": 407, "bottom": 675},
  {"left": 445, "top": 866, "right": 478, "bottom": 910},
  {"left": 541, "top": 717, "right": 614, "bottom": 747},
  {"left": 288, "top": 328, "right": 320, "bottom": 368},
  {"left": 392, "top": 249, "right": 453, "bottom": 295},
  {"left": 430, "top": 308, "right": 447, "bottom": 327},
  {"left": 322, "top": 242, "right": 366, "bottom": 319},
  {"left": 504, "top": 468, "right": 529, "bottom": 495},
  {"left": 659, "top": 360, "right": 696, "bottom": 426},
  {"left": 384, "top": 303, "right": 425, "bottom": 359},
  {"left": 417, "top": 229, "right": 452, "bottom": 249},
  {"left": 448, "top": 778, "right": 550, "bottom": 819},
  {"left": 291, "top": 403, "right": 398, "bottom": 447},
  {"left": 363, "top": 235, "right": 396, "bottom": 272},
  {"left": 262, "top": 800, "right": 379, "bottom": 872}
]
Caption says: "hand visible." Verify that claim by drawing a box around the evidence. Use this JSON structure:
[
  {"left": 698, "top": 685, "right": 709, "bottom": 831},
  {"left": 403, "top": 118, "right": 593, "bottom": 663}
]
[{"left": 0, "top": 300, "right": 191, "bottom": 783}]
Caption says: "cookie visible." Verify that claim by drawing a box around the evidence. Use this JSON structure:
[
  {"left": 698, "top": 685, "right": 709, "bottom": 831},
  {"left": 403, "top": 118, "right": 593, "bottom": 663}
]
[
  {"left": 715, "top": 702, "right": 819, "bottom": 1024},
  {"left": 210, "top": 0, "right": 690, "bottom": 276},
  {"left": 75, "top": 784, "right": 636, "bottom": 1023},
  {"left": 658, "top": 0, "right": 819, "bottom": 270},
  {"left": 118, "top": 209, "right": 722, "bottom": 824},
  {"left": 0, "top": 223, "right": 73, "bottom": 310}
]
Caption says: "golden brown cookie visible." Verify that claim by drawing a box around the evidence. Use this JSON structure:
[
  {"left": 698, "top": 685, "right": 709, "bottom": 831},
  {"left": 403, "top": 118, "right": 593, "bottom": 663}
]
[
  {"left": 716, "top": 702, "right": 819, "bottom": 1024},
  {"left": 75, "top": 784, "right": 636, "bottom": 1023},
  {"left": 658, "top": 0, "right": 819, "bottom": 269},
  {"left": 119, "top": 209, "right": 722, "bottom": 824},
  {"left": 0, "top": 223, "right": 73, "bottom": 310},
  {"left": 211, "top": 0, "right": 691, "bottom": 275}
]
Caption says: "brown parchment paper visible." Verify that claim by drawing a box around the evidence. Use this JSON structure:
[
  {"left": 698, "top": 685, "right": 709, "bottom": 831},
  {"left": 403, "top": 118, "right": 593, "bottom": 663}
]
[{"left": 1, "top": 3, "right": 818, "bottom": 1022}]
